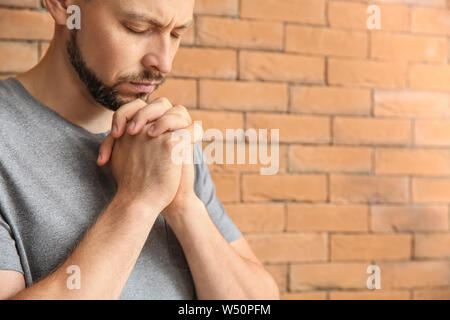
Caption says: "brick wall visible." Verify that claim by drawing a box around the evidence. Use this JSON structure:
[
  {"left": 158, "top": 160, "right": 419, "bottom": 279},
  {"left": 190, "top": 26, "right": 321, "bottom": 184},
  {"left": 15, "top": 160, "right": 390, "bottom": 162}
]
[{"left": 1, "top": 0, "right": 450, "bottom": 300}]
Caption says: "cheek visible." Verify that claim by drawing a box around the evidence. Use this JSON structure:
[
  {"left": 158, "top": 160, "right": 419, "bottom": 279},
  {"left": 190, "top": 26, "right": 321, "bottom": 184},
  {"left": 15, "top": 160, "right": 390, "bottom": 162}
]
[{"left": 76, "top": 17, "right": 143, "bottom": 84}]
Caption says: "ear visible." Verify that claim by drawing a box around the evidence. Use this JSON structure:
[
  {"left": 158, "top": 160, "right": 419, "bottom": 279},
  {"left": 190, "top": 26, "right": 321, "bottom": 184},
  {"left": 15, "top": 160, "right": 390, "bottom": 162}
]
[{"left": 44, "top": 0, "right": 74, "bottom": 26}]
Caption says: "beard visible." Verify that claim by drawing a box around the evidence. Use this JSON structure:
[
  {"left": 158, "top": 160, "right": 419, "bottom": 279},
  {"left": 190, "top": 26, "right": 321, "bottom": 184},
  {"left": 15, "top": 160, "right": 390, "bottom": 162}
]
[{"left": 66, "top": 31, "right": 165, "bottom": 112}]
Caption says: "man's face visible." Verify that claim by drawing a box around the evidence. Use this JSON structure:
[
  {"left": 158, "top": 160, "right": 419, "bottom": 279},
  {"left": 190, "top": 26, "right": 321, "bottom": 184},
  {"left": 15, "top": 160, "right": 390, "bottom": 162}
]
[{"left": 66, "top": 0, "right": 194, "bottom": 111}]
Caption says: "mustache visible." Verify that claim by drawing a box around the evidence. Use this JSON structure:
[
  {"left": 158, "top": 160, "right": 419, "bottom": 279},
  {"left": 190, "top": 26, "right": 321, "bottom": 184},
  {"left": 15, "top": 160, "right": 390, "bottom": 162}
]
[{"left": 115, "top": 70, "right": 165, "bottom": 86}]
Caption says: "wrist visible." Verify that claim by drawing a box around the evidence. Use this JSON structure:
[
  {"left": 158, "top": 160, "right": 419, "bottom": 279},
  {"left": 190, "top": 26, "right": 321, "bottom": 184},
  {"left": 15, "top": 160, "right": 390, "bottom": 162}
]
[
  {"left": 163, "top": 195, "right": 205, "bottom": 223},
  {"left": 112, "top": 192, "right": 165, "bottom": 218},
  {"left": 168, "top": 193, "right": 203, "bottom": 212}
]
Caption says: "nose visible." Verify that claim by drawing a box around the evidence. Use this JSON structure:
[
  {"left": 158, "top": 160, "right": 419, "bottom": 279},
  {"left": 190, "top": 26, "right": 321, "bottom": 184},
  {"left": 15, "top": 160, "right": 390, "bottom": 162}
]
[{"left": 141, "top": 34, "right": 174, "bottom": 75}]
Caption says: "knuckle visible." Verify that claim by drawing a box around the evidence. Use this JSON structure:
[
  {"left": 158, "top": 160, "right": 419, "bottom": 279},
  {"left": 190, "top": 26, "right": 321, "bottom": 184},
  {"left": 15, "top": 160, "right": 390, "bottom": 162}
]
[
  {"left": 132, "top": 108, "right": 147, "bottom": 122},
  {"left": 160, "top": 117, "right": 174, "bottom": 128},
  {"left": 174, "top": 104, "right": 187, "bottom": 112},
  {"left": 177, "top": 114, "right": 189, "bottom": 125},
  {"left": 154, "top": 97, "right": 170, "bottom": 106},
  {"left": 136, "top": 98, "right": 148, "bottom": 106},
  {"left": 174, "top": 105, "right": 191, "bottom": 121}
]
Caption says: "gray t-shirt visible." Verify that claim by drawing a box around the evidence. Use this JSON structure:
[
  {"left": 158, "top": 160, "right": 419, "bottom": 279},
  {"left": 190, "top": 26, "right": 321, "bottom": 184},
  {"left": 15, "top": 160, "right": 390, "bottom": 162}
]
[{"left": 0, "top": 77, "right": 242, "bottom": 299}]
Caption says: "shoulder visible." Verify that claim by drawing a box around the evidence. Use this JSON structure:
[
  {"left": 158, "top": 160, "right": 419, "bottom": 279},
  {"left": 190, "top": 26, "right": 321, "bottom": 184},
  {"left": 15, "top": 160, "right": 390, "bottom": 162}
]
[
  {"left": 0, "top": 78, "right": 21, "bottom": 118},
  {"left": 0, "top": 77, "right": 19, "bottom": 100}
]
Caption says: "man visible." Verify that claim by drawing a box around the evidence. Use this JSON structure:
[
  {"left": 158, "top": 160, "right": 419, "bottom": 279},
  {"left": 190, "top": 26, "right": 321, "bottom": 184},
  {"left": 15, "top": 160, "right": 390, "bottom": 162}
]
[{"left": 0, "top": 0, "right": 280, "bottom": 299}]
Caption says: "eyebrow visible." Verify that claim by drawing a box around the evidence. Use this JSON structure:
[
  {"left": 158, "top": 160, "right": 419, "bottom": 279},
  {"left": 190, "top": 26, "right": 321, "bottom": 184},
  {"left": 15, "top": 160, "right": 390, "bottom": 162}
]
[{"left": 123, "top": 12, "right": 194, "bottom": 30}]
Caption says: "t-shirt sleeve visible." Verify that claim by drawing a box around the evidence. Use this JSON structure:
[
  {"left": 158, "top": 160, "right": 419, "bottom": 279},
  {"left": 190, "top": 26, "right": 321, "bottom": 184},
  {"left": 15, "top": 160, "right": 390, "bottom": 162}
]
[
  {"left": 0, "top": 212, "right": 23, "bottom": 274},
  {"left": 193, "top": 142, "right": 243, "bottom": 243}
]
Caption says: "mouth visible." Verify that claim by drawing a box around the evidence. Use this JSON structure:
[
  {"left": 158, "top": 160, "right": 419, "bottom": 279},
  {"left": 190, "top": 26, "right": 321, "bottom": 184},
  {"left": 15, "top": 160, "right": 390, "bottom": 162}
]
[{"left": 128, "top": 81, "right": 159, "bottom": 93}]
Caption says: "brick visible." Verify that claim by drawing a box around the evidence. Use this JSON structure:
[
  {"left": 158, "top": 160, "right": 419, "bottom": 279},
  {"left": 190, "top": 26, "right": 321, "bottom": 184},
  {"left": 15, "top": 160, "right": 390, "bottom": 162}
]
[
  {"left": 328, "top": 2, "right": 410, "bottom": 32},
  {"left": 371, "top": 33, "right": 447, "bottom": 63},
  {"left": 412, "top": 178, "right": 450, "bottom": 203},
  {"left": 290, "top": 263, "right": 369, "bottom": 290},
  {"left": 242, "top": 174, "right": 327, "bottom": 202},
  {"left": 151, "top": 78, "right": 197, "bottom": 108},
  {"left": 0, "top": 41, "right": 37, "bottom": 72},
  {"left": 206, "top": 143, "right": 287, "bottom": 174},
  {"left": 1, "top": 0, "right": 449, "bottom": 300},
  {"left": 402, "top": 0, "right": 446, "bottom": 6},
  {"left": 412, "top": 7, "right": 450, "bottom": 35},
  {"left": 240, "top": 51, "right": 324, "bottom": 83},
  {"left": 330, "top": 174, "right": 409, "bottom": 204},
  {"left": 328, "top": 59, "right": 407, "bottom": 89},
  {"left": 264, "top": 264, "right": 288, "bottom": 293},
  {"left": 281, "top": 292, "right": 327, "bottom": 300},
  {"left": 209, "top": 172, "right": 239, "bottom": 203},
  {"left": 413, "top": 288, "right": 450, "bottom": 300},
  {"left": 194, "top": 0, "right": 239, "bottom": 16},
  {"left": 0, "top": 8, "right": 53, "bottom": 40},
  {"left": 329, "top": 290, "right": 410, "bottom": 300},
  {"left": 241, "top": 0, "right": 325, "bottom": 25},
  {"left": 375, "top": 148, "right": 450, "bottom": 176},
  {"left": 415, "top": 233, "right": 450, "bottom": 258},
  {"left": 246, "top": 233, "right": 327, "bottom": 263},
  {"left": 287, "top": 204, "right": 368, "bottom": 232},
  {"left": 223, "top": 203, "right": 284, "bottom": 233},
  {"left": 171, "top": 48, "right": 236, "bottom": 79},
  {"left": 377, "top": 261, "right": 450, "bottom": 288},
  {"left": 331, "top": 234, "right": 412, "bottom": 261},
  {"left": 374, "top": 91, "right": 450, "bottom": 119},
  {"left": 0, "top": 0, "right": 40, "bottom": 7},
  {"left": 189, "top": 109, "right": 244, "bottom": 138},
  {"left": 415, "top": 120, "right": 450, "bottom": 146},
  {"left": 289, "top": 145, "right": 372, "bottom": 173},
  {"left": 291, "top": 86, "right": 371, "bottom": 116},
  {"left": 246, "top": 113, "right": 330, "bottom": 144},
  {"left": 334, "top": 117, "right": 412, "bottom": 146},
  {"left": 409, "top": 64, "right": 450, "bottom": 91},
  {"left": 286, "top": 25, "right": 367, "bottom": 58},
  {"left": 197, "top": 17, "right": 283, "bottom": 50},
  {"left": 371, "top": 205, "right": 449, "bottom": 232},
  {"left": 199, "top": 80, "right": 287, "bottom": 112}
]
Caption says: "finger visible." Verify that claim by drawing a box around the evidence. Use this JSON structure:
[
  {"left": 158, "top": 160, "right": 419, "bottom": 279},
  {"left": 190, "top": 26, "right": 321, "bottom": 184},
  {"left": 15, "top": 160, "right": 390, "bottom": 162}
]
[
  {"left": 110, "top": 99, "right": 147, "bottom": 138},
  {"left": 147, "top": 105, "right": 192, "bottom": 136},
  {"left": 147, "top": 113, "right": 191, "bottom": 137},
  {"left": 97, "top": 133, "right": 116, "bottom": 166},
  {"left": 164, "top": 105, "right": 191, "bottom": 127},
  {"left": 168, "top": 123, "right": 203, "bottom": 146},
  {"left": 126, "top": 102, "right": 172, "bottom": 135}
]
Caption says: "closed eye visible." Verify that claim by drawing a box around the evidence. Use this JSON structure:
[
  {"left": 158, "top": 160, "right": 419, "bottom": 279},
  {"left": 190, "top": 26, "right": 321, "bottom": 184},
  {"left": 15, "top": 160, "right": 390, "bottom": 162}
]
[
  {"left": 125, "top": 25, "right": 148, "bottom": 34},
  {"left": 124, "top": 24, "right": 181, "bottom": 40}
]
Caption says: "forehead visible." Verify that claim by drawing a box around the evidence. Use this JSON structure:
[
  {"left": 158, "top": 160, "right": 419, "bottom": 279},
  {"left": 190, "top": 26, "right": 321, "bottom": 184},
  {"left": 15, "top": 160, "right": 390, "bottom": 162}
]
[{"left": 113, "top": 0, "right": 194, "bottom": 25}]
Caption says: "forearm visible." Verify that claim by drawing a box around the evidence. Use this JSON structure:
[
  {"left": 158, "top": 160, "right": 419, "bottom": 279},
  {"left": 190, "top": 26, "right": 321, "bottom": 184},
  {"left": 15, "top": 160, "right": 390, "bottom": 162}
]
[
  {"left": 165, "top": 199, "right": 279, "bottom": 300},
  {"left": 10, "top": 196, "right": 159, "bottom": 300}
]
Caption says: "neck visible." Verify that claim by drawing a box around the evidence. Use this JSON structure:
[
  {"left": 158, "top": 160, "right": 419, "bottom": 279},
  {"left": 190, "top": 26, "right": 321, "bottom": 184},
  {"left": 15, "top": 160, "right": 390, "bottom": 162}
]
[{"left": 15, "top": 34, "right": 114, "bottom": 134}]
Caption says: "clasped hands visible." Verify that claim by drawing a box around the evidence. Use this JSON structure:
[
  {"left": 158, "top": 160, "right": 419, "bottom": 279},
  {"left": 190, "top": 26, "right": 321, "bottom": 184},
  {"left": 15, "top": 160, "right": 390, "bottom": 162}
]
[{"left": 97, "top": 97, "right": 204, "bottom": 217}]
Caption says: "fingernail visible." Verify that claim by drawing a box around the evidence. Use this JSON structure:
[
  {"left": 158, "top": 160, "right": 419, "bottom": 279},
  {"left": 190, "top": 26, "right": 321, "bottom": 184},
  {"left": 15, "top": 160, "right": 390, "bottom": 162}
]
[
  {"left": 97, "top": 153, "right": 103, "bottom": 163},
  {"left": 148, "top": 126, "right": 155, "bottom": 135},
  {"left": 127, "top": 121, "right": 136, "bottom": 132}
]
